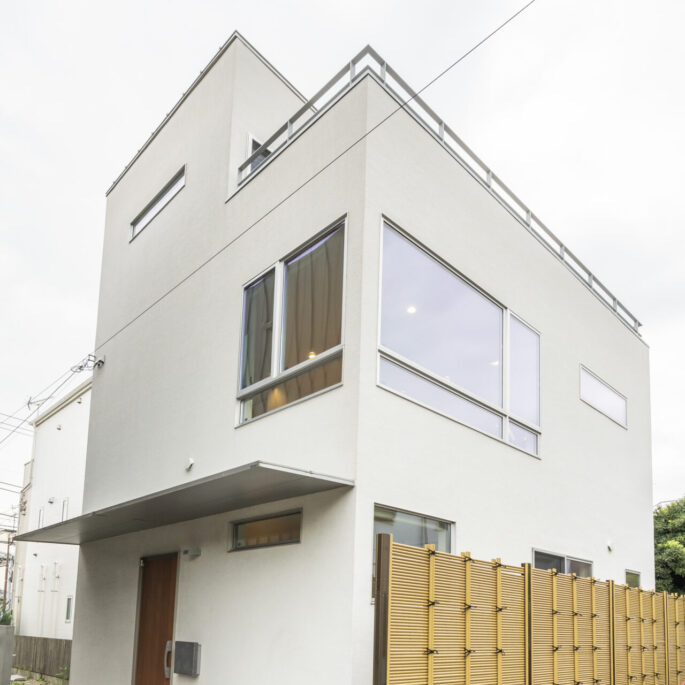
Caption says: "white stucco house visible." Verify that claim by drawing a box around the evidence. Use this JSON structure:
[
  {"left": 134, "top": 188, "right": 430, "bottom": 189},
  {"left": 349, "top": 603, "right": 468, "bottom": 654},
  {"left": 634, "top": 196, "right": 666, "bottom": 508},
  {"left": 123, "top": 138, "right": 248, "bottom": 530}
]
[
  {"left": 13, "top": 378, "right": 90, "bottom": 640},
  {"left": 17, "top": 32, "right": 653, "bottom": 684}
]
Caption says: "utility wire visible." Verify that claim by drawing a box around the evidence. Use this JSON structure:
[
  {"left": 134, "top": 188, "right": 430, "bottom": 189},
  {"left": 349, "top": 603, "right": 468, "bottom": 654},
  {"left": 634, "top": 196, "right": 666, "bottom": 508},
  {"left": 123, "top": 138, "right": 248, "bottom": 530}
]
[
  {"left": 0, "top": 372, "right": 76, "bottom": 450},
  {"left": 95, "top": 0, "right": 538, "bottom": 353},
  {"left": 0, "top": 368, "right": 74, "bottom": 430}
]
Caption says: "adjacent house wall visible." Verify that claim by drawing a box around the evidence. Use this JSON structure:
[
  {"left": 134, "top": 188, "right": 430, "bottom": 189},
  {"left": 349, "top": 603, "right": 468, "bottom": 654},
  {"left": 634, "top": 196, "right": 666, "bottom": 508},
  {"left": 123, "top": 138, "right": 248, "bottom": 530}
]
[{"left": 14, "top": 381, "right": 90, "bottom": 640}]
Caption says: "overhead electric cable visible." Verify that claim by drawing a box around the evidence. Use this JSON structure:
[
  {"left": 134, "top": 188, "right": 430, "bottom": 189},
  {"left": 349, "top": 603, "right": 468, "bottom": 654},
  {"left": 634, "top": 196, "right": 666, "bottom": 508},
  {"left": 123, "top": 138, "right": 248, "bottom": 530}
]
[
  {"left": 0, "top": 371, "right": 77, "bottom": 450},
  {"left": 94, "top": 0, "right": 538, "bottom": 353}
]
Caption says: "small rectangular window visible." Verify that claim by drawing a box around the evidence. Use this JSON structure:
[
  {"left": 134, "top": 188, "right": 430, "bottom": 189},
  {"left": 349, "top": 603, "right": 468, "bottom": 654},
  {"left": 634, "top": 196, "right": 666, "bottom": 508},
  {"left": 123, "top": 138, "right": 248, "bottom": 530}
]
[
  {"left": 534, "top": 550, "right": 593, "bottom": 577},
  {"left": 567, "top": 557, "right": 592, "bottom": 578},
  {"left": 580, "top": 366, "right": 627, "bottom": 427},
  {"left": 373, "top": 505, "right": 451, "bottom": 594},
  {"left": 626, "top": 570, "right": 640, "bottom": 588},
  {"left": 61, "top": 498, "right": 69, "bottom": 522},
  {"left": 250, "top": 138, "right": 272, "bottom": 173},
  {"left": 508, "top": 421, "right": 538, "bottom": 456},
  {"left": 65, "top": 596, "right": 73, "bottom": 622},
  {"left": 379, "top": 357, "right": 502, "bottom": 439},
  {"left": 131, "top": 167, "right": 185, "bottom": 239},
  {"left": 534, "top": 550, "right": 565, "bottom": 573},
  {"left": 37, "top": 507, "right": 44, "bottom": 529},
  {"left": 231, "top": 511, "right": 302, "bottom": 550}
]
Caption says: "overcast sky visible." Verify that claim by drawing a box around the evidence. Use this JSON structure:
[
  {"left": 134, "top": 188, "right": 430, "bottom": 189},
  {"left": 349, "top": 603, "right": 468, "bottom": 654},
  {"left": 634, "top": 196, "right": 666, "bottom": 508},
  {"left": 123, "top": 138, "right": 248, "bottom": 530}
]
[{"left": 1, "top": 0, "right": 683, "bottom": 520}]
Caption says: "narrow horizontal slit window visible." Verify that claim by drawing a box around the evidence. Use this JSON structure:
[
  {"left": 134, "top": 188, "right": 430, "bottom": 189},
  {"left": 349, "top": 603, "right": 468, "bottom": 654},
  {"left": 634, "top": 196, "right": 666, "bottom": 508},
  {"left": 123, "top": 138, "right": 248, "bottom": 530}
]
[
  {"left": 232, "top": 511, "right": 302, "bottom": 550},
  {"left": 379, "top": 357, "right": 502, "bottom": 438},
  {"left": 131, "top": 167, "right": 185, "bottom": 239},
  {"left": 580, "top": 366, "right": 627, "bottom": 426}
]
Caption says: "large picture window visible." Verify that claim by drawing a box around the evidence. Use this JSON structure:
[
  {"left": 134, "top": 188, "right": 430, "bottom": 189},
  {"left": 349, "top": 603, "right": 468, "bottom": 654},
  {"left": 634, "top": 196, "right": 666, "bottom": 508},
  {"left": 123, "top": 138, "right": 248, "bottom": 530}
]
[
  {"left": 239, "top": 224, "right": 344, "bottom": 421},
  {"left": 379, "top": 222, "right": 540, "bottom": 454}
]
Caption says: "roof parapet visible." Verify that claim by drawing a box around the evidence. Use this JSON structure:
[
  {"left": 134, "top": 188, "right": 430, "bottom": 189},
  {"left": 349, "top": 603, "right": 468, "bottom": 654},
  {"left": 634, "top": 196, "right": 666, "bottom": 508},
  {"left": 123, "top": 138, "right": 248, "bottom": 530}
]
[
  {"left": 105, "top": 31, "right": 307, "bottom": 197},
  {"left": 237, "top": 45, "right": 643, "bottom": 338}
]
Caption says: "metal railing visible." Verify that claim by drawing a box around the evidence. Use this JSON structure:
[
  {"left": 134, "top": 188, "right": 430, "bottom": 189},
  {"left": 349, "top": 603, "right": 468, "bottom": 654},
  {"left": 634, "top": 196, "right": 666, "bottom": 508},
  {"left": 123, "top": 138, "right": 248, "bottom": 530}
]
[{"left": 238, "top": 47, "right": 642, "bottom": 336}]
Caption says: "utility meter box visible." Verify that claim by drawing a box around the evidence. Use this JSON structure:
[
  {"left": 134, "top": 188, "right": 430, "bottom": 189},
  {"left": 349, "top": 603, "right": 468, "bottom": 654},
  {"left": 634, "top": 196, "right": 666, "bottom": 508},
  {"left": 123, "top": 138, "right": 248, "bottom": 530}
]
[{"left": 174, "top": 641, "right": 201, "bottom": 677}]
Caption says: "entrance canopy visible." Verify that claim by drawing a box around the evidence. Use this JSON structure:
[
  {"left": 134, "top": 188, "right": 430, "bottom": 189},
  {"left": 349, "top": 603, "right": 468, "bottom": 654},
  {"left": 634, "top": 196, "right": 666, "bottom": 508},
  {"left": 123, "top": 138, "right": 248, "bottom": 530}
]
[{"left": 16, "top": 461, "right": 353, "bottom": 545}]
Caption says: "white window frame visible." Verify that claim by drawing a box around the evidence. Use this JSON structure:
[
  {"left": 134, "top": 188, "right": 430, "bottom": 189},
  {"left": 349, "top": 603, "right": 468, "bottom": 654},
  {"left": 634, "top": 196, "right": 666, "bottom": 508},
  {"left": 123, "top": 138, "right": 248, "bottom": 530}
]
[
  {"left": 246, "top": 134, "right": 272, "bottom": 174},
  {"left": 130, "top": 166, "right": 186, "bottom": 240},
  {"left": 37, "top": 507, "right": 44, "bottom": 529},
  {"left": 65, "top": 595, "right": 73, "bottom": 623},
  {"left": 533, "top": 548, "right": 593, "bottom": 576},
  {"left": 625, "top": 569, "right": 641, "bottom": 588},
  {"left": 236, "top": 218, "right": 347, "bottom": 424},
  {"left": 579, "top": 365, "right": 628, "bottom": 428},
  {"left": 377, "top": 218, "right": 541, "bottom": 456},
  {"left": 374, "top": 503, "right": 455, "bottom": 552},
  {"left": 61, "top": 498, "right": 69, "bottom": 522}
]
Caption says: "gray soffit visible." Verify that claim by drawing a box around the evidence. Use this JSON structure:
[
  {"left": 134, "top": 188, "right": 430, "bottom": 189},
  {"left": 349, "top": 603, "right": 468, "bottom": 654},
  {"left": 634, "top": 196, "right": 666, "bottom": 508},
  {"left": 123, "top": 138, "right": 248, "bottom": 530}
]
[{"left": 16, "top": 461, "right": 353, "bottom": 545}]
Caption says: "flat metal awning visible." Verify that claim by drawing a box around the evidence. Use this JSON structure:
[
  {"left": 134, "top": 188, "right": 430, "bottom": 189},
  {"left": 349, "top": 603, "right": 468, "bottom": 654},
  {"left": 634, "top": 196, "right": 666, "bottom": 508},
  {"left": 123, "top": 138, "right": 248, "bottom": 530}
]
[{"left": 16, "top": 461, "right": 353, "bottom": 545}]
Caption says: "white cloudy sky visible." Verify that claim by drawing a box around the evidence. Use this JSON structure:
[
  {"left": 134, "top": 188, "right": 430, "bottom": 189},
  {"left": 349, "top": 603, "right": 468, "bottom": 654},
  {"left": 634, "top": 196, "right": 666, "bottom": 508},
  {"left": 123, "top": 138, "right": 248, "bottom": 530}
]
[{"left": 1, "top": 0, "right": 683, "bottom": 520}]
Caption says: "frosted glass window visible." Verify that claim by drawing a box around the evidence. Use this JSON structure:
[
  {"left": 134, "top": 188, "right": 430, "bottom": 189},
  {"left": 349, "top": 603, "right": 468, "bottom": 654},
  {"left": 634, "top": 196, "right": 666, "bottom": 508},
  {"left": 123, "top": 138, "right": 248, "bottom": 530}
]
[
  {"left": 568, "top": 558, "right": 592, "bottom": 578},
  {"left": 283, "top": 228, "right": 344, "bottom": 370},
  {"left": 626, "top": 571, "right": 640, "bottom": 588},
  {"left": 508, "top": 422, "right": 538, "bottom": 455},
  {"left": 379, "top": 357, "right": 502, "bottom": 438},
  {"left": 233, "top": 511, "right": 302, "bottom": 550},
  {"left": 580, "top": 367, "right": 627, "bottom": 426},
  {"left": 131, "top": 167, "right": 185, "bottom": 238},
  {"left": 509, "top": 316, "right": 540, "bottom": 425},
  {"left": 240, "top": 271, "right": 274, "bottom": 388},
  {"left": 381, "top": 226, "right": 502, "bottom": 406}
]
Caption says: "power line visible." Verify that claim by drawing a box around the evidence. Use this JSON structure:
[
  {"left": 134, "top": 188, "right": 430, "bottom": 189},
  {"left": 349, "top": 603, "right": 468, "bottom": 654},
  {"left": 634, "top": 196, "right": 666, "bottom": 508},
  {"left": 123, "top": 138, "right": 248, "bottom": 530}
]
[
  {"left": 0, "top": 371, "right": 77, "bottom": 450},
  {"left": 94, "top": 0, "right": 538, "bottom": 353},
  {"left": 0, "top": 425, "right": 32, "bottom": 439}
]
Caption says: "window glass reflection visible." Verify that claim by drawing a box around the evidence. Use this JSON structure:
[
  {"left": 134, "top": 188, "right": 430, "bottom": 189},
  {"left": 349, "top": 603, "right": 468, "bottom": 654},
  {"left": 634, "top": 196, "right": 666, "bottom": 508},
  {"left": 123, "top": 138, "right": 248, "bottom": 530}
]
[{"left": 381, "top": 226, "right": 502, "bottom": 406}]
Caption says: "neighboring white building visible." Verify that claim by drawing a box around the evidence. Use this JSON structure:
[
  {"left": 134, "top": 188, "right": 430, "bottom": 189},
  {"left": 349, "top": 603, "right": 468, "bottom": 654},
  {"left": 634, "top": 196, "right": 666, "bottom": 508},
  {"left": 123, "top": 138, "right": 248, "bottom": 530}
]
[
  {"left": 13, "top": 379, "right": 90, "bottom": 640},
  {"left": 19, "top": 33, "right": 653, "bottom": 685}
]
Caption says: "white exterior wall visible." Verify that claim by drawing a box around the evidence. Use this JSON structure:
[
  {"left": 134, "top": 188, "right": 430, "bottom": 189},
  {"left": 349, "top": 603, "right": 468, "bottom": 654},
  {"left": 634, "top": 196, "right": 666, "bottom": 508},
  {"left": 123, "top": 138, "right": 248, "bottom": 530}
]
[
  {"left": 70, "top": 489, "right": 355, "bottom": 685},
  {"left": 71, "top": 36, "right": 652, "bottom": 685},
  {"left": 349, "top": 78, "right": 653, "bottom": 679},
  {"left": 14, "top": 383, "right": 90, "bottom": 640}
]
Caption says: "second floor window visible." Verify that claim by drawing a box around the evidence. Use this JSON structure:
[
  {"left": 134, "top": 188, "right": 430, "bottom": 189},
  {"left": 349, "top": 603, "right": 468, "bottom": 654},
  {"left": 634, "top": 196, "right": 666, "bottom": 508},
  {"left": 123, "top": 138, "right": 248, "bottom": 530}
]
[
  {"left": 239, "top": 223, "right": 345, "bottom": 421},
  {"left": 379, "top": 221, "right": 541, "bottom": 455}
]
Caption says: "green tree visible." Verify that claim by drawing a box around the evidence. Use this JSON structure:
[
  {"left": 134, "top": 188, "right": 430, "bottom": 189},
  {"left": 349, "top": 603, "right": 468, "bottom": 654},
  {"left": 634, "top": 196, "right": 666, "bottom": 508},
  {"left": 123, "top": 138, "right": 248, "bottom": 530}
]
[{"left": 654, "top": 496, "right": 685, "bottom": 593}]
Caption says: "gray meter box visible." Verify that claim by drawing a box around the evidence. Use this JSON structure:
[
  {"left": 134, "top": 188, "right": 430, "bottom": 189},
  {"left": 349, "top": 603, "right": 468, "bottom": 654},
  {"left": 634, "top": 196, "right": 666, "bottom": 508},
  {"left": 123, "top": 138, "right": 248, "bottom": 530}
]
[{"left": 174, "top": 641, "right": 201, "bottom": 676}]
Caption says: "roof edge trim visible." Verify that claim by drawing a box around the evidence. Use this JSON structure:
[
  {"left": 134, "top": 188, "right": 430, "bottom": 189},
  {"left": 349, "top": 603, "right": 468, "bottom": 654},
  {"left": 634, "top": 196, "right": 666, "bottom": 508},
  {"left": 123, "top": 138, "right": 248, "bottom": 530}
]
[
  {"left": 32, "top": 377, "right": 92, "bottom": 427},
  {"left": 105, "top": 30, "right": 307, "bottom": 197}
]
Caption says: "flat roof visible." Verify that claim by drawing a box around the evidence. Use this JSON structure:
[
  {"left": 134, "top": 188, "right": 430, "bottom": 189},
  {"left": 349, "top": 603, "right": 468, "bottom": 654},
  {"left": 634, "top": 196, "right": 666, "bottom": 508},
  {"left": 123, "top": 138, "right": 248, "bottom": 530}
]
[{"left": 16, "top": 461, "right": 353, "bottom": 545}]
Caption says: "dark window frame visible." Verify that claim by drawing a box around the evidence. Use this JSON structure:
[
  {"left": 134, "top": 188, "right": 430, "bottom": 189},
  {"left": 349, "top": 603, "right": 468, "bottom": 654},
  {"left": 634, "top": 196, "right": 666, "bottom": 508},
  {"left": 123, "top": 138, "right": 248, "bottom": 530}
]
[{"left": 229, "top": 509, "right": 303, "bottom": 552}]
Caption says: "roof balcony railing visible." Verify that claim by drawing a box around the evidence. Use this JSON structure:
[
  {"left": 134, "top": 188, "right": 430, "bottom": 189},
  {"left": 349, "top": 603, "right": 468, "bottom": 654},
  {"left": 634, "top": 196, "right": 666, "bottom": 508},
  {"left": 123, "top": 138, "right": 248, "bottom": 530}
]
[{"left": 237, "top": 47, "right": 642, "bottom": 336}]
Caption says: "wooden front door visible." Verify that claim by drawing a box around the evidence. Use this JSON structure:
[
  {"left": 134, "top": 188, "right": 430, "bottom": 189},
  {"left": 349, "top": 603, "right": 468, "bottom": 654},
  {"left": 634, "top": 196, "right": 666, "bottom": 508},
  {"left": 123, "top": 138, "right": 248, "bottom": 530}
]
[{"left": 135, "top": 554, "right": 178, "bottom": 685}]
